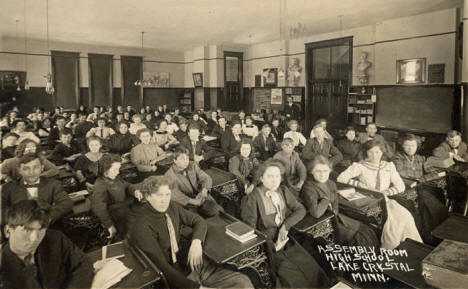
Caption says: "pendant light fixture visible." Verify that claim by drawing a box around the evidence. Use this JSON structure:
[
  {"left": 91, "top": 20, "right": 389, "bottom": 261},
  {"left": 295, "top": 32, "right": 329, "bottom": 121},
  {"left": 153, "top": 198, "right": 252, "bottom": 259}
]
[
  {"left": 15, "top": 19, "right": 21, "bottom": 91},
  {"left": 44, "top": 0, "right": 54, "bottom": 95},
  {"left": 277, "top": 0, "right": 285, "bottom": 81},
  {"left": 24, "top": 0, "right": 30, "bottom": 90},
  {"left": 134, "top": 31, "right": 152, "bottom": 87}
]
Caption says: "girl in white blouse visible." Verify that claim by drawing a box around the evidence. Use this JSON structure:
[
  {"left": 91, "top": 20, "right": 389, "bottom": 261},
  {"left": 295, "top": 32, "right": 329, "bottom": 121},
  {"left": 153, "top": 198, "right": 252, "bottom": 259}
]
[{"left": 337, "top": 140, "right": 422, "bottom": 249}]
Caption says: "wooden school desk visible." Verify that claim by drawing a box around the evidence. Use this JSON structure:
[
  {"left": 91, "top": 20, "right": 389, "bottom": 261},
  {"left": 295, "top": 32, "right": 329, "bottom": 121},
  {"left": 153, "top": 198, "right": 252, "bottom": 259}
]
[
  {"left": 292, "top": 210, "right": 336, "bottom": 245},
  {"left": 431, "top": 215, "right": 468, "bottom": 243},
  {"left": 203, "top": 211, "right": 274, "bottom": 288},
  {"left": 205, "top": 167, "right": 242, "bottom": 216},
  {"left": 87, "top": 241, "right": 165, "bottom": 288}
]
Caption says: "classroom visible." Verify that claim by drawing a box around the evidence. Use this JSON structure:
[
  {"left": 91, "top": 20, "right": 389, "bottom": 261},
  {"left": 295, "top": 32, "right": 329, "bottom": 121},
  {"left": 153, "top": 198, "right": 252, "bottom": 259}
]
[{"left": 1, "top": 1, "right": 467, "bottom": 288}]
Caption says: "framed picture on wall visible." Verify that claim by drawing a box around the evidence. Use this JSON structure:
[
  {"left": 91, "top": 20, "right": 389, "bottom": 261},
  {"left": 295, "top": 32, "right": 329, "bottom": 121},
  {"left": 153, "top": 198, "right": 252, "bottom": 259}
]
[
  {"left": 262, "top": 68, "right": 278, "bottom": 87},
  {"left": 396, "top": 58, "right": 426, "bottom": 84},
  {"left": 271, "top": 88, "right": 283, "bottom": 104},
  {"left": 192, "top": 73, "right": 203, "bottom": 87}
]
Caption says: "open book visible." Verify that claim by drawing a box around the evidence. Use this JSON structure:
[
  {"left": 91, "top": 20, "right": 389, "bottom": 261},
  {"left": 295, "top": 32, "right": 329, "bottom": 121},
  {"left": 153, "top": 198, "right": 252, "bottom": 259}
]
[{"left": 91, "top": 258, "right": 132, "bottom": 289}]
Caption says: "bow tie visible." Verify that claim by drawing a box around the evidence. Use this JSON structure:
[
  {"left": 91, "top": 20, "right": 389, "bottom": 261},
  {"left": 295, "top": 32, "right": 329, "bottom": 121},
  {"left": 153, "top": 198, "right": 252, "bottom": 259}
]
[
  {"left": 25, "top": 183, "right": 39, "bottom": 188},
  {"left": 156, "top": 131, "right": 167, "bottom": 134},
  {"left": 246, "top": 125, "right": 253, "bottom": 128}
]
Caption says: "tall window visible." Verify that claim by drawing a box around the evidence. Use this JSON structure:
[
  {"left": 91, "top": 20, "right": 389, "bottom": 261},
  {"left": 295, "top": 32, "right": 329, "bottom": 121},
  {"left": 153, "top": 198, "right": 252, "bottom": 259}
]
[
  {"left": 52, "top": 51, "right": 79, "bottom": 108},
  {"left": 88, "top": 54, "right": 113, "bottom": 107}
]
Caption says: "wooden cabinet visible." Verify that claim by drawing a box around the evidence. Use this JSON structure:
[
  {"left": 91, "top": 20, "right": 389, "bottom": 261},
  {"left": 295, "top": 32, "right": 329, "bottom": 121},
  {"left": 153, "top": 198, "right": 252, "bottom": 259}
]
[{"left": 179, "top": 89, "right": 194, "bottom": 113}]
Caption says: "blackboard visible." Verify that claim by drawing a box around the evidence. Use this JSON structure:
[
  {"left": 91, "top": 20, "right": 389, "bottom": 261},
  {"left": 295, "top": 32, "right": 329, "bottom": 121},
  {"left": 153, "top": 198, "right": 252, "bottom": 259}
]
[
  {"left": 253, "top": 88, "right": 272, "bottom": 111},
  {"left": 375, "top": 86, "right": 454, "bottom": 133}
]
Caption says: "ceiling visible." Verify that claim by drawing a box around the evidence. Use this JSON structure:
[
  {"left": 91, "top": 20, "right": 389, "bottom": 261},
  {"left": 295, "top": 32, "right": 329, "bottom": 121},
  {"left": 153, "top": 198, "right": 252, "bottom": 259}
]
[{"left": 0, "top": 0, "right": 463, "bottom": 52}]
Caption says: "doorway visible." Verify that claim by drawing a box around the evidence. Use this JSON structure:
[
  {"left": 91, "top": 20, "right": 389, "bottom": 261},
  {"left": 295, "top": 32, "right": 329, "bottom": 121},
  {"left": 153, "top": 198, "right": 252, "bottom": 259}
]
[
  {"left": 224, "top": 51, "right": 243, "bottom": 111},
  {"left": 305, "top": 37, "right": 352, "bottom": 132}
]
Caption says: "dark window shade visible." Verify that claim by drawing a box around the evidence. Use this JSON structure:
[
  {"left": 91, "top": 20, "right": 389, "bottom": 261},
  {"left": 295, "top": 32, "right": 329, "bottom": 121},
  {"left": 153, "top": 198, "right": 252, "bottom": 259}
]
[
  {"left": 52, "top": 51, "right": 79, "bottom": 108},
  {"left": 88, "top": 53, "right": 113, "bottom": 107},
  {"left": 121, "top": 56, "right": 142, "bottom": 107}
]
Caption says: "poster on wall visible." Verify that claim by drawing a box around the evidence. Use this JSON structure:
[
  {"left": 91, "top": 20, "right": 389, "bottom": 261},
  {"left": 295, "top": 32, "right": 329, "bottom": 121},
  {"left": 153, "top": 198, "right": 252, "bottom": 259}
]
[
  {"left": 271, "top": 88, "right": 283, "bottom": 104},
  {"left": 142, "top": 72, "right": 170, "bottom": 87}
]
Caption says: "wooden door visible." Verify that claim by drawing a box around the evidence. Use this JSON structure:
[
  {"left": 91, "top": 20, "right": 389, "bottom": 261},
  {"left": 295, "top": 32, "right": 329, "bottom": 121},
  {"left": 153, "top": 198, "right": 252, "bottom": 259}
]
[
  {"left": 224, "top": 51, "right": 243, "bottom": 111},
  {"left": 305, "top": 37, "right": 352, "bottom": 132}
]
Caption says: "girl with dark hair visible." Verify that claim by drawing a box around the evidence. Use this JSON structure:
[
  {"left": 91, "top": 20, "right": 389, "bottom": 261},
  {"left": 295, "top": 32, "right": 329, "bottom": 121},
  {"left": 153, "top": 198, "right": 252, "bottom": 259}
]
[
  {"left": 301, "top": 155, "right": 379, "bottom": 246},
  {"left": 74, "top": 136, "right": 104, "bottom": 187},
  {"left": 228, "top": 138, "right": 260, "bottom": 195},
  {"left": 337, "top": 140, "right": 422, "bottom": 249},
  {"left": 392, "top": 133, "right": 448, "bottom": 244},
  {"left": 241, "top": 159, "right": 330, "bottom": 288},
  {"left": 90, "top": 154, "right": 143, "bottom": 239}
]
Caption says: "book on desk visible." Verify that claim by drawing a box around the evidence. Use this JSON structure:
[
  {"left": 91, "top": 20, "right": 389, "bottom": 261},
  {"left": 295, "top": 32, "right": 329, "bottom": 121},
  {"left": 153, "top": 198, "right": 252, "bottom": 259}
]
[{"left": 225, "top": 221, "right": 257, "bottom": 243}]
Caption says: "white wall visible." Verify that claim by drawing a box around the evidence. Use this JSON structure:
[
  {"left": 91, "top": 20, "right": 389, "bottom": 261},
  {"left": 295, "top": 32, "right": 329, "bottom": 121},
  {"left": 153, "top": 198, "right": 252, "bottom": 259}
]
[{"left": 0, "top": 36, "right": 186, "bottom": 87}]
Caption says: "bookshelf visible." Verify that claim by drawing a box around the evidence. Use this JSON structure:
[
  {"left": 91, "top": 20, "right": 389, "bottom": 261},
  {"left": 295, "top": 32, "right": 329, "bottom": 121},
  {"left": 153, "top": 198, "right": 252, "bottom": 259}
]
[
  {"left": 179, "top": 89, "right": 194, "bottom": 113},
  {"left": 347, "top": 87, "right": 376, "bottom": 126}
]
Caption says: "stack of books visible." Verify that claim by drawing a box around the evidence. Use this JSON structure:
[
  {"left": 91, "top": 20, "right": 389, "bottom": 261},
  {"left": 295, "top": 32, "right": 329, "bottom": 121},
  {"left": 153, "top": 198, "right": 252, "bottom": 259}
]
[{"left": 225, "top": 221, "right": 257, "bottom": 243}]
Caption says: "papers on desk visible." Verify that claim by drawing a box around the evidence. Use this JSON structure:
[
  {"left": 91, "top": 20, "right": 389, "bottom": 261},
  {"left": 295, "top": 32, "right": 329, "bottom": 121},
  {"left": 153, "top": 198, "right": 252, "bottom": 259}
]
[
  {"left": 203, "top": 135, "right": 217, "bottom": 142},
  {"left": 338, "top": 188, "right": 366, "bottom": 202},
  {"left": 91, "top": 258, "right": 132, "bottom": 289}
]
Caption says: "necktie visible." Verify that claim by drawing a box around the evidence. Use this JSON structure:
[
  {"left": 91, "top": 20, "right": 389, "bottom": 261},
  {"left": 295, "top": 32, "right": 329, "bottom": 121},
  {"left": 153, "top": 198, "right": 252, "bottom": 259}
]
[
  {"left": 375, "top": 165, "right": 382, "bottom": 191},
  {"left": 165, "top": 213, "right": 179, "bottom": 263},
  {"left": 99, "top": 128, "right": 103, "bottom": 138},
  {"left": 266, "top": 191, "right": 283, "bottom": 226}
]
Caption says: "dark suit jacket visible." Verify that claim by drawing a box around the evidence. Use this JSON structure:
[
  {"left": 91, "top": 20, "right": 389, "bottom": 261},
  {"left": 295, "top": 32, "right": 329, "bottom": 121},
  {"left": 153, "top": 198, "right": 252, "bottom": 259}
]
[
  {"left": 302, "top": 138, "right": 343, "bottom": 165},
  {"left": 220, "top": 129, "right": 242, "bottom": 159},
  {"left": 211, "top": 125, "right": 227, "bottom": 139},
  {"left": 1, "top": 229, "right": 93, "bottom": 289},
  {"left": 179, "top": 138, "right": 215, "bottom": 161},
  {"left": 283, "top": 103, "right": 301, "bottom": 120},
  {"left": 2, "top": 177, "right": 73, "bottom": 223},
  {"left": 433, "top": 141, "right": 468, "bottom": 161},
  {"left": 47, "top": 127, "right": 62, "bottom": 149},
  {"left": 252, "top": 134, "right": 278, "bottom": 160}
]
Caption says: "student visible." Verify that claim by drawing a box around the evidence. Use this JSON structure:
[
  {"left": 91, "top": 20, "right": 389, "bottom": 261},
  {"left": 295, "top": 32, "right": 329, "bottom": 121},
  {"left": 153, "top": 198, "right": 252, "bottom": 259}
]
[
  {"left": 131, "top": 128, "right": 170, "bottom": 178},
  {"left": 210, "top": 115, "right": 228, "bottom": 139},
  {"left": 1, "top": 200, "right": 93, "bottom": 289},
  {"left": 357, "top": 123, "right": 394, "bottom": 159},
  {"left": 130, "top": 176, "right": 253, "bottom": 289},
  {"left": 273, "top": 137, "right": 307, "bottom": 198},
  {"left": 106, "top": 121, "right": 140, "bottom": 155},
  {"left": 129, "top": 114, "right": 147, "bottom": 135},
  {"left": 221, "top": 120, "right": 243, "bottom": 159},
  {"left": 163, "top": 147, "right": 214, "bottom": 208},
  {"left": 206, "top": 111, "right": 218, "bottom": 134},
  {"left": 1, "top": 139, "right": 60, "bottom": 182},
  {"left": 302, "top": 124, "right": 343, "bottom": 166},
  {"left": 310, "top": 118, "right": 333, "bottom": 141},
  {"left": 65, "top": 112, "right": 79, "bottom": 131},
  {"left": 37, "top": 117, "right": 52, "bottom": 137},
  {"left": 252, "top": 123, "right": 278, "bottom": 161},
  {"left": 50, "top": 128, "right": 81, "bottom": 166},
  {"left": 232, "top": 110, "right": 246, "bottom": 126},
  {"left": 241, "top": 160, "right": 330, "bottom": 288},
  {"left": 283, "top": 96, "right": 301, "bottom": 120},
  {"left": 337, "top": 140, "right": 423, "bottom": 249},
  {"left": 86, "top": 106, "right": 100, "bottom": 122},
  {"left": 153, "top": 119, "right": 179, "bottom": 150},
  {"left": 143, "top": 113, "right": 155, "bottom": 129},
  {"left": 91, "top": 154, "right": 143, "bottom": 238},
  {"left": 336, "top": 126, "right": 361, "bottom": 166},
  {"left": 392, "top": 134, "right": 449, "bottom": 244},
  {"left": 123, "top": 111, "right": 131, "bottom": 122},
  {"left": 2, "top": 153, "right": 73, "bottom": 224},
  {"left": 433, "top": 130, "right": 468, "bottom": 161},
  {"left": 241, "top": 116, "right": 259, "bottom": 139},
  {"left": 47, "top": 116, "right": 67, "bottom": 149},
  {"left": 144, "top": 105, "right": 152, "bottom": 115},
  {"left": 10, "top": 119, "right": 40, "bottom": 145},
  {"left": 86, "top": 117, "right": 115, "bottom": 140},
  {"left": 189, "top": 113, "right": 207, "bottom": 134},
  {"left": 229, "top": 139, "right": 260, "bottom": 195},
  {"left": 301, "top": 156, "right": 379, "bottom": 246},
  {"left": 77, "top": 104, "right": 88, "bottom": 115},
  {"left": 74, "top": 113, "right": 94, "bottom": 146},
  {"left": 153, "top": 109, "right": 163, "bottom": 123},
  {"left": 174, "top": 118, "right": 190, "bottom": 143},
  {"left": 270, "top": 117, "right": 284, "bottom": 141},
  {"left": 1, "top": 132, "right": 18, "bottom": 161},
  {"left": 74, "top": 136, "right": 104, "bottom": 187},
  {"left": 283, "top": 119, "right": 306, "bottom": 148},
  {"left": 180, "top": 124, "right": 214, "bottom": 168},
  {"left": 164, "top": 113, "right": 179, "bottom": 135}
]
